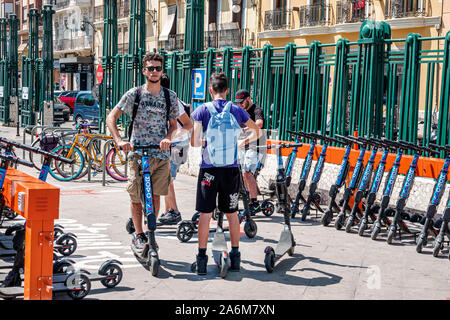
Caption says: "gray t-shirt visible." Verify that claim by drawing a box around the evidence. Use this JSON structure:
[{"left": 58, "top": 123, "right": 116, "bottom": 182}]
[{"left": 116, "top": 85, "right": 179, "bottom": 159}]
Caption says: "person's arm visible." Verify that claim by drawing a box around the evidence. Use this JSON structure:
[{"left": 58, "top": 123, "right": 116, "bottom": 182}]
[
  {"left": 238, "top": 118, "right": 261, "bottom": 149},
  {"left": 191, "top": 120, "right": 203, "bottom": 147},
  {"left": 255, "top": 119, "right": 264, "bottom": 129},
  {"left": 170, "top": 113, "right": 193, "bottom": 141},
  {"left": 160, "top": 118, "right": 177, "bottom": 150},
  {"left": 106, "top": 107, "right": 133, "bottom": 152}
]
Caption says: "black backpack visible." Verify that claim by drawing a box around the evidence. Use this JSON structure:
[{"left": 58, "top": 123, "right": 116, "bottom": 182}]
[
  {"left": 177, "top": 99, "right": 191, "bottom": 126},
  {"left": 128, "top": 86, "right": 171, "bottom": 140}
]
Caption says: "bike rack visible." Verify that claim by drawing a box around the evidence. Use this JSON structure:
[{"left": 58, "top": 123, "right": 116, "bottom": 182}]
[
  {"left": 2, "top": 167, "right": 59, "bottom": 300},
  {"left": 22, "top": 125, "right": 48, "bottom": 158}
]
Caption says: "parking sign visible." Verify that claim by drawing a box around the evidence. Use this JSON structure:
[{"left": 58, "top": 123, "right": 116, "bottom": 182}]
[{"left": 192, "top": 69, "right": 206, "bottom": 100}]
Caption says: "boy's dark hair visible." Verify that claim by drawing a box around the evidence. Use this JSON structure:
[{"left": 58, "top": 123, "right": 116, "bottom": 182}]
[
  {"left": 161, "top": 73, "right": 170, "bottom": 89},
  {"left": 142, "top": 52, "right": 164, "bottom": 66},
  {"left": 209, "top": 72, "right": 228, "bottom": 94}
]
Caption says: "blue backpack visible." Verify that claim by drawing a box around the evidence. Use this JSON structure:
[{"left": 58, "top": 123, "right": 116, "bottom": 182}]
[{"left": 204, "top": 101, "right": 242, "bottom": 167}]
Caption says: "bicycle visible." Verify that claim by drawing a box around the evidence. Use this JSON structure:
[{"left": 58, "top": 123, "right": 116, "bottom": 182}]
[{"left": 50, "top": 123, "right": 127, "bottom": 181}]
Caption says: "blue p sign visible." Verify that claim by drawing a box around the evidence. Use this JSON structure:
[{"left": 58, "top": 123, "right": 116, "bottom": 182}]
[{"left": 192, "top": 68, "right": 206, "bottom": 100}]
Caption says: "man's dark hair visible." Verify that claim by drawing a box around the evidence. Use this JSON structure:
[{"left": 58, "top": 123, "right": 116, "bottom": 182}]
[
  {"left": 143, "top": 52, "right": 164, "bottom": 66},
  {"left": 209, "top": 72, "right": 228, "bottom": 94},
  {"left": 161, "top": 73, "right": 170, "bottom": 89}
]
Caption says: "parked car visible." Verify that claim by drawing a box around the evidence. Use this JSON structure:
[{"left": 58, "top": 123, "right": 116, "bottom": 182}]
[
  {"left": 58, "top": 90, "right": 78, "bottom": 113},
  {"left": 53, "top": 95, "right": 71, "bottom": 124},
  {"left": 73, "top": 91, "right": 99, "bottom": 125}
]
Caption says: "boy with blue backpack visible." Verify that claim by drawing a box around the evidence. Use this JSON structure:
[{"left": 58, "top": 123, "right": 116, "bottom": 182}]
[{"left": 190, "top": 72, "right": 261, "bottom": 275}]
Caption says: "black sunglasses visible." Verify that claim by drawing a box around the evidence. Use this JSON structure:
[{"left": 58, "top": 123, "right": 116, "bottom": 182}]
[{"left": 145, "top": 66, "right": 163, "bottom": 72}]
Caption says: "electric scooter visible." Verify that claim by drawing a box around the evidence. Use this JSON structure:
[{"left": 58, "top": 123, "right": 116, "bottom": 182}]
[
  {"left": 431, "top": 190, "right": 450, "bottom": 259},
  {"left": 258, "top": 142, "right": 303, "bottom": 273},
  {"left": 321, "top": 139, "right": 353, "bottom": 226},
  {"left": 130, "top": 144, "right": 163, "bottom": 276},
  {"left": 357, "top": 138, "right": 398, "bottom": 236},
  {"left": 371, "top": 140, "right": 434, "bottom": 240},
  {"left": 386, "top": 143, "right": 440, "bottom": 244},
  {"left": 345, "top": 138, "right": 386, "bottom": 233},
  {"left": 415, "top": 143, "right": 450, "bottom": 252},
  {"left": 333, "top": 135, "right": 368, "bottom": 230}
]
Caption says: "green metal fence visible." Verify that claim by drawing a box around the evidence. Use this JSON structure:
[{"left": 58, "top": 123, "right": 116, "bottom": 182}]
[{"left": 154, "top": 21, "right": 450, "bottom": 155}]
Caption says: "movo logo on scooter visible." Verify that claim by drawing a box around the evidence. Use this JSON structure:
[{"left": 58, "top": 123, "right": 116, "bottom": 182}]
[{"left": 144, "top": 175, "right": 153, "bottom": 211}]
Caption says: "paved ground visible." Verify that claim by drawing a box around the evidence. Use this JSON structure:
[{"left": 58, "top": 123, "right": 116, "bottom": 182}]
[{"left": 0, "top": 124, "right": 449, "bottom": 301}]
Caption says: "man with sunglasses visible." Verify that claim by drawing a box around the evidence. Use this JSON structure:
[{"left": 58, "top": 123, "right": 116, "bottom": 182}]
[{"left": 106, "top": 53, "right": 179, "bottom": 254}]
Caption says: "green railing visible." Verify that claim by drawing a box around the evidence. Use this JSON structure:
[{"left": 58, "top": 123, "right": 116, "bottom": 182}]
[{"left": 155, "top": 21, "right": 450, "bottom": 155}]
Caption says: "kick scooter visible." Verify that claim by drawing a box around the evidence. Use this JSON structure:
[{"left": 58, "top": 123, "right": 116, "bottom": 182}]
[
  {"left": 287, "top": 131, "right": 317, "bottom": 219},
  {"left": 415, "top": 143, "right": 450, "bottom": 252},
  {"left": 333, "top": 135, "right": 368, "bottom": 230},
  {"left": 357, "top": 138, "right": 399, "bottom": 236},
  {"left": 345, "top": 138, "right": 386, "bottom": 233},
  {"left": 321, "top": 138, "right": 353, "bottom": 226},
  {"left": 130, "top": 144, "right": 163, "bottom": 276},
  {"left": 371, "top": 140, "right": 434, "bottom": 240},
  {"left": 430, "top": 190, "right": 450, "bottom": 259},
  {"left": 257, "top": 142, "right": 303, "bottom": 273},
  {"left": 386, "top": 143, "right": 439, "bottom": 243}
]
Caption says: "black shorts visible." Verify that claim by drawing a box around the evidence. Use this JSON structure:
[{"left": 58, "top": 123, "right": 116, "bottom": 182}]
[{"left": 195, "top": 167, "right": 241, "bottom": 214}]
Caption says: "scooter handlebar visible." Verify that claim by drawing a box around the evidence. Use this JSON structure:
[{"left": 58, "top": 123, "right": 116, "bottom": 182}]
[
  {"left": 335, "top": 134, "right": 365, "bottom": 146},
  {"left": 428, "top": 143, "right": 450, "bottom": 154},
  {"left": 0, "top": 153, "right": 34, "bottom": 168},
  {"left": 0, "top": 137, "right": 74, "bottom": 164}
]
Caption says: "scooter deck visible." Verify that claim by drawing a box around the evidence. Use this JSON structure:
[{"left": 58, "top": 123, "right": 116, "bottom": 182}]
[
  {"left": 53, "top": 272, "right": 105, "bottom": 283},
  {"left": 274, "top": 227, "right": 293, "bottom": 256},
  {"left": 0, "top": 258, "right": 14, "bottom": 269},
  {"left": 0, "top": 248, "right": 16, "bottom": 257},
  {"left": 0, "top": 286, "right": 24, "bottom": 298},
  {"left": 212, "top": 229, "right": 228, "bottom": 266}
]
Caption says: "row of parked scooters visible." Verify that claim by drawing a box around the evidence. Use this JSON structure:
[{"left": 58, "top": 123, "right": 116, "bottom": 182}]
[
  {"left": 247, "top": 130, "right": 450, "bottom": 272},
  {"left": 0, "top": 135, "right": 123, "bottom": 299}
]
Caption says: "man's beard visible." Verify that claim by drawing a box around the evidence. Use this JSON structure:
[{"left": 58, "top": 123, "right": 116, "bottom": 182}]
[{"left": 146, "top": 75, "right": 161, "bottom": 83}]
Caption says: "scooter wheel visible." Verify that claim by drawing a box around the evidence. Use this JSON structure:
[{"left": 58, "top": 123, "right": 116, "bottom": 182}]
[
  {"left": 125, "top": 218, "right": 135, "bottom": 234},
  {"left": 358, "top": 221, "right": 367, "bottom": 237},
  {"left": 334, "top": 215, "right": 344, "bottom": 230},
  {"left": 176, "top": 222, "right": 194, "bottom": 242},
  {"left": 321, "top": 211, "right": 332, "bottom": 226},
  {"left": 220, "top": 252, "right": 229, "bottom": 279},
  {"left": 66, "top": 273, "right": 91, "bottom": 300},
  {"left": 371, "top": 225, "right": 380, "bottom": 240},
  {"left": 212, "top": 209, "right": 219, "bottom": 221},
  {"left": 300, "top": 207, "right": 308, "bottom": 222},
  {"left": 244, "top": 220, "right": 257, "bottom": 238},
  {"left": 53, "top": 259, "right": 74, "bottom": 274},
  {"left": 56, "top": 234, "right": 78, "bottom": 256},
  {"left": 4, "top": 208, "right": 17, "bottom": 220},
  {"left": 416, "top": 235, "right": 425, "bottom": 253},
  {"left": 264, "top": 247, "right": 275, "bottom": 273},
  {"left": 345, "top": 217, "right": 353, "bottom": 233},
  {"left": 432, "top": 240, "right": 442, "bottom": 257},
  {"left": 150, "top": 256, "right": 159, "bottom": 276},
  {"left": 190, "top": 262, "right": 197, "bottom": 273},
  {"left": 386, "top": 228, "right": 395, "bottom": 244},
  {"left": 53, "top": 226, "right": 65, "bottom": 239},
  {"left": 100, "top": 263, "right": 123, "bottom": 288},
  {"left": 261, "top": 201, "right": 275, "bottom": 217}
]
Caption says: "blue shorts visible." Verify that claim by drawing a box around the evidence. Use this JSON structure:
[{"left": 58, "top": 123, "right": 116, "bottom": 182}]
[
  {"left": 238, "top": 149, "right": 263, "bottom": 174},
  {"left": 170, "top": 161, "right": 181, "bottom": 180}
]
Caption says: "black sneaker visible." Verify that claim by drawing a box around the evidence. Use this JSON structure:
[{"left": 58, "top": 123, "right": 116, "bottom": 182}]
[
  {"left": 196, "top": 255, "right": 208, "bottom": 275},
  {"left": 229, "top": 251, "right": 241, "bottom": 272},
  {"left": 159, "top": 209, "right": 181, "bottom": 224},
  {"left": 131, "top": 233, "right": 147, "bottom": 253}
]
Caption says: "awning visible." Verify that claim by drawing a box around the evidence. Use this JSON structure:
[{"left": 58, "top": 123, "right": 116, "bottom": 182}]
[
  {"left": 18, "top": 42, "right": 28, "bottom": 53},
  {"left": 159, "top": 5, "right": 177, "bottom": 41}
]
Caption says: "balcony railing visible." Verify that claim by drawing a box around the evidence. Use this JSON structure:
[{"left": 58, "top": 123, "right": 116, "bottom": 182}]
[
  {"left": 264, "top": 9, "right": 292, "bottom": 30},
  {"left": 159, "top": 34, "right": 185, "bottom": 52},
  {"left": 94, "top": 6, "right": 103, "bottom": 22},
  {"left": 54, "top": 0, "right": 69, "bottom": 10},
  {"left": 205, "top": 28, "right": 247, "bottom": 49},
  {"left": 299, "top": 4, "right": 331, "bottom": 27},
  {"left": 54, "top": 37, "right": 92, "bottom": 52},
  {"left": 336, "top": 0, "right": 367, "bottom": 24},
  {"left": 385, "top": 0, "right": 427, "bottom": 19}
]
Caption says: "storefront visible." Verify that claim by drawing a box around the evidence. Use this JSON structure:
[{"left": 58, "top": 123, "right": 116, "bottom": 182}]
[{"left": 59, "top": 56, "right": 94, "bottom": 91}]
